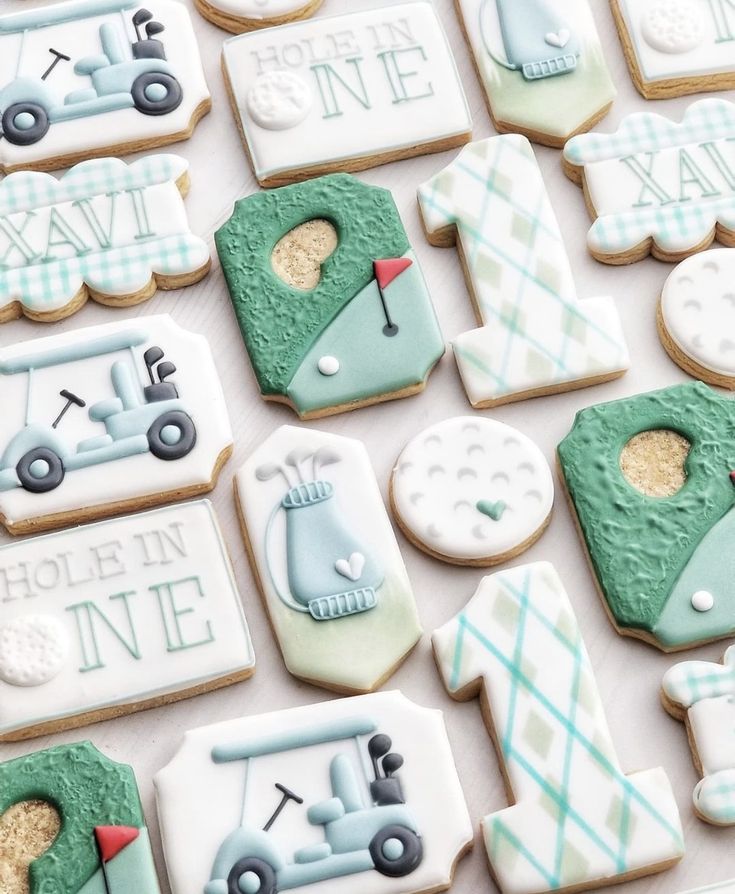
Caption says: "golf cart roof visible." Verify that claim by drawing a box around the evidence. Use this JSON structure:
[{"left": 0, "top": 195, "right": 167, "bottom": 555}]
[
  {"left": 212, "top": 716, "right": 378, "bottom": 763},
  {"left": 0, "top": 0, "right": 136, "bottom": 34},
  {"left": 0, "top": 329, "right": 147, "bottom": 375}
]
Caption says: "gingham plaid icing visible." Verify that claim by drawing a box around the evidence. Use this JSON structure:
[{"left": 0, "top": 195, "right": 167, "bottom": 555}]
[
  {"left": 433, "top": 562, "right": 684, "bottom": 894},
  {"left": 695, "top": 770, "right": 735, "bottom": 825},
  {"left": 663, "top": 646, "right": 735, "bottom": 708}
]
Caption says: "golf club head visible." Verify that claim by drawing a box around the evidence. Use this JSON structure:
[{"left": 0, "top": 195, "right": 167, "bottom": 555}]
[
  {"left": 146, "top": 21, "right": 165, "bottom": 37},
  {"left": 133, "top": 8, "right": 154, "bottom": 27},
  {"left": 368, "top": 734, "right": 392, "bottom": 761},
  {"left": 144, "top": 346, "right": 164, "bottom": 368},
  {"left": 157, "top": 361, "right": 176, "bottom": 382},
  {"left": 255, "top": 462, "right": 285, "bottom": 482},
  {"left": 382, "top": 753, "right": 404, "bottom": 777}
]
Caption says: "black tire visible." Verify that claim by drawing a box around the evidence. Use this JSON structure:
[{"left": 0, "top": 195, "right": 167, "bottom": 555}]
[
  {"left": 369, "top": 824, "right": 423, "bottom": 878},
  {"left": 131, "top": 72, "right": 183, "bottom": 115},
  {"left": 16, "top": 447, "right": 65, "bottom": 493},
  {"left": 147, "top": 410, "right": 196, "bottom": 461},
  {"left": 226, "top": 857, "right": 277, "bottom": 894},
  {"left": 2, "top": 102, "right": 50, "bottom": 146}
]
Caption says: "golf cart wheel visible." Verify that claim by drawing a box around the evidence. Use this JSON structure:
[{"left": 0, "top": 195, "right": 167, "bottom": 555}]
[
  {"left": 16, "top": 447, "right": 65, "bottom": 493},
  {"left": 227, "top": 858, "right": 277, "bottom": 894},
  {"left": 2, "top": 102, "right": 50, "bottom": 146},
  {"left": 132, "top": 72, "right": 183, "bottom": 115},
  {"left": 147, "top": 410, "right": 196, "bottom": 461},
  {"left": 369, "top": 824, "right": 423, "bottom": 878}
]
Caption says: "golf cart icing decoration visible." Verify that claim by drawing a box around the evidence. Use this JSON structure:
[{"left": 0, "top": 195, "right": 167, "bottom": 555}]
[
  {"left": 417, "top": 136, "right": 629, "bottom": 409},
  {"left": 154, "top": 691, "right": 473, "bottom": 894},
  {"left": 0, "top": 501, "right": 255, "bottom": 741},
  {"left": 612, "top": 0, "right": 735, "bottom": 98},
  {"left": 564, "top": 98, "right": 735, "bottom": 264},
  {"left": 433, "top": 562, "right": 685, "bottom": 894},
  {"left": 220, "top": 3, "right": 471, "bottom": 186},
  {"left": 390, "top": 416, "right": 554, "bottom": 566},
  {"left": 0, "top": 315, "right": 232, "bottom": 535},
  {"left": 0, "top": 154, "right": 209, "bottom": 323},
  {"left": 663, "top": 647, "right": 735, "bottom": 825},
  {"left": 458, "top": 0, "right": 615, "bottom": 147},
  {"left": 558, "top": 381, "right": 735, "bottom": 651},
  {"left": 235, "top": 426, "right": 421, "bottom": 692},
  {"left": 194, "top": 0, "right": 323, "bottom": 34},
  {"left": 0, "top": 741, "right": 160, "bottom": 894},
  {"left": 0, "top": 0, "right": 210, "bottom": 174},
  {"left": 216, "top": 174, "right": 444, "bottom": 419}
]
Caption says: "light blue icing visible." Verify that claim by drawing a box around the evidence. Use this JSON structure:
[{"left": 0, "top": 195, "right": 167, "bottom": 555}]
[
  {"left": 77, "top": 828, "right": 160, "bottom": 894},
  {"left": 0, "top": 330, "right": 146, "bottom": 374}
]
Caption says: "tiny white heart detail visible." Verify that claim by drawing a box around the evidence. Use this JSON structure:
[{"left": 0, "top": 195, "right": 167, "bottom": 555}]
[
  {"left": 335, "top": 552, "right": 365, "bottom": 582},
  {"left": 545, "top": 29, "right": 570, "bottom": 48}
]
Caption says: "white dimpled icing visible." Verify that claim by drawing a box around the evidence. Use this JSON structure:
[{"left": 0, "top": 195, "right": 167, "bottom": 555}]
[
  {"left": 0, "top": 615, "right": 68, "bottom": 687},
  {"left": 246, "top": 71, "right": 312, "bottom": 131},
  {"left": 641, "top": 0, "right": 704, "bottom": 54},
  {"left": 392, "top": 417, "right": 553, "bottom": 563}
]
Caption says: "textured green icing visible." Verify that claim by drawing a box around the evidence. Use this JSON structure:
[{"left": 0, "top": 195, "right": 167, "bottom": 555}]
[
  {"left": 557, "top": 382, "right": 735, "bottom": 643},
  {"left": 0, "top": 741, "right": 145, "bottom": 894},
  {"left": 215, "top": 173, "right": 409, "bottom": 396}
]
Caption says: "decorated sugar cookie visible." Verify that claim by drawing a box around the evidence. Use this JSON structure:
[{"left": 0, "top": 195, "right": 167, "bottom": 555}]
[
  {"left": 0, "top": 154, "right": 209, "bottom": 324},
  {"left": 558, "top": 381, "right": 735, "bottom": 651},
  {"left": 433, "top": 562, "right": 685, "bottom": 894},
  {"left": 194, "top": 0, "right": 322, "bottom": 35},
  {"left": 0, "top": 741, "right": 160, "bottom": 894},
  {"left": 663, "top": 647, "right": 735, "bottom": 825},
  {"left": 418, "top": 135, "right": 629, "bottom": 408},
  {"left": 155, "top": 691, "right": 473, "bottom": 894},
  {"left": 564, "top": 98, "right": 735, "bottom": 264},
  {"left": 456, "top": 0, "right": 615, "bottom": 148},
  {"left": 0, "top": 0, "right": 210, "bottom": 174},
  {"left": 611, "top": 0, "right": 735, "bottom": 98},
  {"left": 0, "top": 315, "right": 232, "bottom": 535},
  {"left": 221, "top": 3, "right": 471, "bottom": 186},
  {"left": 217, "top": 174, "right": 444, "bottom": 419},
  {"left": 658, "top": 249, "right": 735, "bottom": 387},
  {"left": 235, "top": 426, "right": 421, "bottom": 693},
  {"left": 390, "top": 417, "right": 553, "bottom": 566},
  {"left": 0, "top": 501, "right": 255, "bottom": 742}
]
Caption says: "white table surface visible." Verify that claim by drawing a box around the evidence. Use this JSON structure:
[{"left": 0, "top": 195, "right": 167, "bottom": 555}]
[{"left": 1, "top": 1, "right": 733, "bottom": 893}]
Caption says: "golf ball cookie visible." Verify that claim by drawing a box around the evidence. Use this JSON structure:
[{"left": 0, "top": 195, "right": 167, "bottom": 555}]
[
  {"left": 391, "top": 417, "right": 553, "bottom": 566},
  {"left": 193, "top": 0, "right": 323, "bottom": 35},
  {"left": 246, "top": 71, "right": 312, "bottom": 130},
  {"left": 0, "top": 615, "right": 68, "bottom": 687}
]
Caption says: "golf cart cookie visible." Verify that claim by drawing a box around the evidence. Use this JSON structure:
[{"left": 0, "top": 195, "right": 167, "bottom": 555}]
[
  {"left": 0, "top": 741, "right": 160, "bottom": 894},
  {"left": 433, "top": 562, "right": 685, "bottom": 894},
  {"left": 0, "top": 154, "right": 209, "bottom": 324},
  {"left": 611, "top": 0, "right": 735, "bottom": 99},
  {"left": 456, "top": 0, "right": 615, "bottom": 148},
  {"left": 154, "top": 690, "right": 473, "bottom": 894},
  {"left": 217, "top": 174, "right": 444, "bottom": 419},
  {"left": 564, "top": 98, "right": 735, "bottom": 264},
  {"left": 0, "top": 0, "right": 210, "bottom": 174},
  {"left": 417, "top": 136, "right": 629, "bottom": 408},
  {"left": 662, "top": 647, "right": 735, "bottom": 825},
  {"left": 194, "top": 0, "right": 323, "bottom": 35},
  {"left": 0, "top": 501, "right": 255, "bottom": 742},
  {"left": 220, "top": 3, "right": 471, "bottom": 187},
  {"left": 235, "top": 426, "right": 421, "bottom": 693},
  {"left": 658, "top": 249, "right": 735, "bottom": 388},
  {"left": 0, "top": 315, "right": 232, "bottom": 535},
  {"left": 558, "top": 381, "right": 735, "bottom": 651},
  {"left": 390, "top": 417, "right": 554, "bottom": 566}
]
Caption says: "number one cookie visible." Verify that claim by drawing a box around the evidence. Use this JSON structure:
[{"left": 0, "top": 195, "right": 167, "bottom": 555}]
[
  {"left": 433, "top": 562, "right": 684, "bottom": 894},
  {"left": 418, "top": 136, "right": 629, "bottom": 409}
]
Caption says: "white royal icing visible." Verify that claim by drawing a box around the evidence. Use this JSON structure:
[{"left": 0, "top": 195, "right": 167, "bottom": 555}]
[
  {"left": 246, "top": 71, "right": 312, "bottom": 130},
  {"left": 215, "top": 0, "right": 315, "bottom": 19},
  {"left": 221, "top": 3, "right": 471, "bottom": 183},
  {"left": 154, "top": 691, "right": 473, "bottom": 894},
  {"left": 661, "top": 249, "right": 735, "bottom": 379},
  {"left": 0, "top": 501, "right": 255, "bottom": 739},
  {"left": 391, "top": 417, "right": 553, "bottom": 563}
]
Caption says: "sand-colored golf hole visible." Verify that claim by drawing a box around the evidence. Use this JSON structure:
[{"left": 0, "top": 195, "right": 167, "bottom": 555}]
[
  {"left": 272, "top": 220, "right": 338, "bottom": 290},
  {"left": 0, "top": 800, "right": 61, "bottom": 894},
  {"left": 620, "top": 429, "right": 691, "bottom": 497}
]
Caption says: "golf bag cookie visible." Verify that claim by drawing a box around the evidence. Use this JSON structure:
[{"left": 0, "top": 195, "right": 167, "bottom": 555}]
[
  {"left": 558, "top": 381, "right": 735, "bottom": 651},
  {"left": 0, "top": 501, "right": 255, "bottom": 741},
  {"left": 194, "top": 0, "right": 323, "bottom": 35},
  {"left": 0, "top": 154, "right": 209, "bottom": 323},
  {"left": 154, "top": 691, "right": 473, "bottom": 894},
  {"left": 0, "top": 741, "right": 160, "bottom": 894},
  {"left": 220, "top": 3, "right": 471, "bottom": 186},
  {"left": 456, "top": 0, "right": 616, "bottom": 147},
  {"left": 662, "top": 647, "right": 735, "bottom": 825},
  {"left": 433, "top": 562, "right": 685, "bottom": 894},
  {"left": 0, "top": 0, "right": 210, "bottom": 174},
  {"left": 0, "top": 315, "right": 232, "bottom": 535},
  {"left": 235, "top": 426, "right": 421, "bottom": 693},
  {"left": 217, "top": 174, "right": 444, "bottom": 419}
]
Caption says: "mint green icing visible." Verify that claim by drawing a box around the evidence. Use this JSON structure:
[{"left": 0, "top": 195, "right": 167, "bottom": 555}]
[
  {"left": 476, "top": 499, "right": 506, "bottom": 521},
  {"left": 557, "top": 382, "right": 735, "bottom": 647}
]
